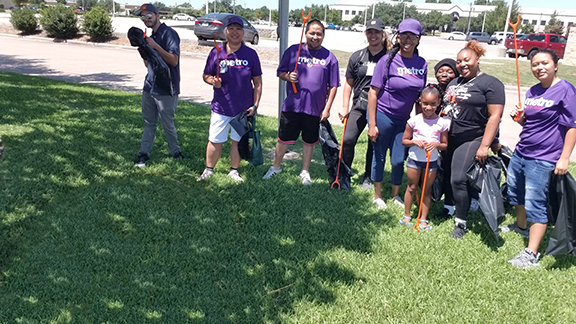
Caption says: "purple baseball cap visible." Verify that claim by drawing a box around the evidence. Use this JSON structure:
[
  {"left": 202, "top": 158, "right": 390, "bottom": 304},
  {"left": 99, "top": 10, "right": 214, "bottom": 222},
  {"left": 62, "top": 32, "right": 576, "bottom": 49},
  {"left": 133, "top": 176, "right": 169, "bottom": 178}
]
[
  {"left": 226, "top": 16, "right": 244, "bottom": 28},
  {"left": 398, "top": 18, "right": 422, "bottom": 35}
]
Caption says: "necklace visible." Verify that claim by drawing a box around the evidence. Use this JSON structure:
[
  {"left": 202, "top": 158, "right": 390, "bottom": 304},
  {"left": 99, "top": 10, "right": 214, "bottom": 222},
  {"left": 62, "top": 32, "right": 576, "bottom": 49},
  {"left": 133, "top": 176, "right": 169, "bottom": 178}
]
[{"left": 442, "top": 72, "right": 483, "bottom": 117}]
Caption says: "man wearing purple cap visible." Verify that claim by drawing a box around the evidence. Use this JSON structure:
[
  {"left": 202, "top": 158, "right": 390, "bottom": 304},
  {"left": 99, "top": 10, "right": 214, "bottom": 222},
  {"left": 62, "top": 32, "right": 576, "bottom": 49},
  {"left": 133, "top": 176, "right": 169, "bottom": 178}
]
[
  {"left": 198, "top": 16, "right": 263, "bottom": 182},
  {"left": 134, "top": 3, "right": 188, "bottom": 167}
]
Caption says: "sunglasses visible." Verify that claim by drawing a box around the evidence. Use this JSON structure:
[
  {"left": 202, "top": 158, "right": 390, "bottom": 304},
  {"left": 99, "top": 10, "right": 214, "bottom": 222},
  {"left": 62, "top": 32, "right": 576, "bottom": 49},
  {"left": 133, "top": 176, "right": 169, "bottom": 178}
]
[
  {"left": 140, "top": 13, "right": 155, "bottom": 20},
  {"left": 399, "top": 33, "right": 419, "bottom": 41}
]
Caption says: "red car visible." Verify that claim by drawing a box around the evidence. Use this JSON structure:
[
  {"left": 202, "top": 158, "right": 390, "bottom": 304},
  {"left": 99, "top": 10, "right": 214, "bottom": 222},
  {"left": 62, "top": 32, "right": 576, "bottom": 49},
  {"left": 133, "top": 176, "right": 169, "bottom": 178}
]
[{"left": 505, "top": 33, "right": 567, "bottom": 59}]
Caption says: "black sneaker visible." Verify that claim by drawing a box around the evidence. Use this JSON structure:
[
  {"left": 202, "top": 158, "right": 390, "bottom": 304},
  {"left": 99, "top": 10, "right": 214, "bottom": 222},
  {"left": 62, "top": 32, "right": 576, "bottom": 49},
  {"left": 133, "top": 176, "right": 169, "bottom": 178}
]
[
  {"left": 135, "top": 153, "right": 149, "bottom": 167},
  {"left": 171, "top": 151, "right": 190, "bottom": 160},
  {"left": 450, "top": 223, "right": 467, "bottom": 239}
]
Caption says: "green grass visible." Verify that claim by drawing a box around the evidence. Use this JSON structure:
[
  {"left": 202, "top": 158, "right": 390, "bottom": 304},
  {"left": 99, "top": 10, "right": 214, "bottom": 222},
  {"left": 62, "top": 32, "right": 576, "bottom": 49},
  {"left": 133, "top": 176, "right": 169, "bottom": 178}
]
[{"left": 2, "top": 72, "right": 576, "bottom": 323}]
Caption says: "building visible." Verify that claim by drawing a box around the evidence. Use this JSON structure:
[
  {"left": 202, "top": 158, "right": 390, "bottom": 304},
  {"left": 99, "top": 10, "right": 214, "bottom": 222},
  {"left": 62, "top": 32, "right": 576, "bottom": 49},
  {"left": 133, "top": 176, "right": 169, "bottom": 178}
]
[
  {"left": 0, "top": 0, "right": 14, "bottom": 8},
  {"left": 518, "top": 7, "right": 576, "bottom": 33}
]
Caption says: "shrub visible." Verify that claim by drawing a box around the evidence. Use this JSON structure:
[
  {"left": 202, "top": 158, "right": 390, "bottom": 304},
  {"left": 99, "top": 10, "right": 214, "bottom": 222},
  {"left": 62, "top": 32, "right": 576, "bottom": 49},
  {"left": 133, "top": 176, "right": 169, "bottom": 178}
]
[
  {"left": 39, "top": 4, "right": 78, "bottom": 39},
  {"left": 82, "top": 6, "right": 113, "bottom": 41},
  {"left": 9, "top": 8, "right": 38, "bottom": 35}
]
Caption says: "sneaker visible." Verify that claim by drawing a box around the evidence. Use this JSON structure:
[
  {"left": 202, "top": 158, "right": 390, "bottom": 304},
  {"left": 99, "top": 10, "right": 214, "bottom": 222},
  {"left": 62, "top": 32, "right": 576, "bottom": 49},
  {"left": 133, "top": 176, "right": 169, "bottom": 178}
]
[
  {"left": 508, "top": 248, "right": 541, "bottom": 269},
  {"left": 373, "top": 198, "right": 387, "bottom": 209},
  {"left": 228, "top": 169, "right": 244, "bottom": 182},
  {"left": 300, "top": 170, "right": 312, "bottom": 185},
  {"left": 498, "top": 221, "right": 530, "bottom": 238},
  {"left": 171, "top": 151, "right": 191, "bottom": 160},
  {"left": 470, "top": 198, "right": 479, "bottom": 211},
  {"left": 262, "top": 166, "right": 282, "bottom": 179},
  {"left": 134, "top": 153, "right": 149, "bottom": 167},
  {"left": 361, "top": 176, "right": 373, "bottom": 190},
  {"left": 196, "top": 168, "right": 214, "bottom": 181},
  {"left": 392, "top": 196, "right": 405, "bottom": 208},
  {"left": 450, "top": 223, "right": 467, "bottom": 239}
]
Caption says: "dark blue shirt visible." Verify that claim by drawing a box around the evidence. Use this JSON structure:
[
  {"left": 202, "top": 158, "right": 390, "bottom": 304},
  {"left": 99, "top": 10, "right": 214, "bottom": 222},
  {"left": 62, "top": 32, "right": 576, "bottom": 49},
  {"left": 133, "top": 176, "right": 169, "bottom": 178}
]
[{"left": 144, "top": 23, "right": 180, "bottom": 95}]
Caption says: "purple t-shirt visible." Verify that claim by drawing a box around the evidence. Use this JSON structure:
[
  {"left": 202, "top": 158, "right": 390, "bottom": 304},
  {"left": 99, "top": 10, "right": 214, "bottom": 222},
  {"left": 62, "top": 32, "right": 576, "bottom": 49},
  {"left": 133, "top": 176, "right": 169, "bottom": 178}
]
[
  {"left": 371, "top": 53, "right": 427, "bottom": 120},
  {"left": 203, "top": 44, "right": 262, "bottom": 117},
  {"left": 277, "top": 44, "right": 340, "bottom": 117},
  {"left": 516, "top": 79, "right": 576, "bottom": 163}
]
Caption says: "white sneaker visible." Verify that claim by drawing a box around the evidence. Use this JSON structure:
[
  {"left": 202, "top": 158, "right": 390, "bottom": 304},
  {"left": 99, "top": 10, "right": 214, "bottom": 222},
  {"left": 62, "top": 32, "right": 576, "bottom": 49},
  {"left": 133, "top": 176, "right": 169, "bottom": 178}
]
[
  {"left": 392, "top": 196, "right": 405, "bottom": 208},
  {"left": 300, "top": 170, "right": 312, "bottom": 185},
  {"left": 373, "top": 198, "right": 387, "bottom": 209},
  {"left": 197, "top": 168, "right": 214, "bottom": 181},
  {"left": 263, "top": 166, "right": 282, "bottom": 179},
  {"left": 228, "top": 169, "right": 244, "bottom": 182}
]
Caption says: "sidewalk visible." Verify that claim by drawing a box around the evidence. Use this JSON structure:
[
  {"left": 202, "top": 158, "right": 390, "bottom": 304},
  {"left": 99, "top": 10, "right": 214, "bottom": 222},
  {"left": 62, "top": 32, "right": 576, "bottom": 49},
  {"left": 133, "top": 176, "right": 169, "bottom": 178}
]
[{"left": 1, "top": 33, "right": 573, "bottom": 161}]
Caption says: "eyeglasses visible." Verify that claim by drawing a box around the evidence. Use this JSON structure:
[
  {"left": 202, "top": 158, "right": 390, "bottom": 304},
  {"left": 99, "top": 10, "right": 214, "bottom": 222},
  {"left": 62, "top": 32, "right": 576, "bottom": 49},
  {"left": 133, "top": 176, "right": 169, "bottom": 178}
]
[
  {"left": 399, "top": 33, "right": 419, "bottom": 41},
  {"left": 140, "top": 13, "right": 154, "bottom": 20}
]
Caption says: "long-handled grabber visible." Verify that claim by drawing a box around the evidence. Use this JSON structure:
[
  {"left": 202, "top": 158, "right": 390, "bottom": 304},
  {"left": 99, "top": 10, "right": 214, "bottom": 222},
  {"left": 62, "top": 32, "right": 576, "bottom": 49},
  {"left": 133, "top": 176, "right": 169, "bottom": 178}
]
[
  {"left": 414, "top": 150, "right": 432, "bottom": 232},
  {"left": 508, "top": 14, "right": 523, "bottom": 121},
  {"left": 331, "top": 117, "right": 348, "bottom": 189},
  {"left": 291, "top": 9, "right": 311, "bottom": 94},
  {"left": 214, "top": 40, "right": 222, "bottom": 81}
]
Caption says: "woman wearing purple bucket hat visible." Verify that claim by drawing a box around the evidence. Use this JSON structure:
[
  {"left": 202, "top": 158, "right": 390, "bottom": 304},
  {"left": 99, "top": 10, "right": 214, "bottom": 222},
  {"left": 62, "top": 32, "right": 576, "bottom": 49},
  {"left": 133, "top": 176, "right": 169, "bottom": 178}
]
[{"left": 367, "top": 18, "right": 427, "bottom": 211}]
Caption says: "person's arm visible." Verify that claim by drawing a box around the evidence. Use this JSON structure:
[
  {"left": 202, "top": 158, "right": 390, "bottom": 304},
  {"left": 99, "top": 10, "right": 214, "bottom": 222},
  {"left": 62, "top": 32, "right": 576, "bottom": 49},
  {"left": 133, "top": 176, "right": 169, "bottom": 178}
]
[
  {"left": 339, "top": 78, "right": 354, "bottom": 122},
  {"left": 367, "top": 86, "right": 380, "bottom": 142},
  {"left": 278, "top": 71, "right": 297, "bottom": 83},
  {"left": 145, "top": 37, "right": 179, "bottom": 67},
  {"left": 401, "top": 123, "right": 414, "bottom": 147},
  {"left": 555, "top": 127, "right": 576, "bottom": 175},
  {"left": 248, "top": 75, "right": 263, "bottom": 116},
  {"left": 202, "top": 73, "right": 221, "bottom": 88},
  {"left": 476, "top": 103, "right": 503, "bottom": 164},
  {"left": 321, "top": 86, "right": 338, "bottom": 122}
]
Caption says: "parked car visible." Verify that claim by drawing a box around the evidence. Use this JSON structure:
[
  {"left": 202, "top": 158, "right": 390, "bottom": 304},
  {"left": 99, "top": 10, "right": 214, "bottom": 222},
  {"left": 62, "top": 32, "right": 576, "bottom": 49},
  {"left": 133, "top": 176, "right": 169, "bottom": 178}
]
[
  {"left": 173, "top": 13, "right": 194, "bottom": 21},
  {"left": 326, "top": 23, "right": 340, "bottom": 30},
  {"left": 504, "top": 33, "right": 567, "bottom": 59},
  {"left": 351, "top": 23, "right": 366, "bottom": 32},
  {"left": 465, "top": 32, "right": 498, "bottom": 45},
  {"left": 442, "top": 31, "right": 466, "bottom": 41},
  {"left": 194, "top": 13, "right": 259, "bottom": 45},
  {"left": 491, "top": 31, "right": 514, "bottom": 43}
]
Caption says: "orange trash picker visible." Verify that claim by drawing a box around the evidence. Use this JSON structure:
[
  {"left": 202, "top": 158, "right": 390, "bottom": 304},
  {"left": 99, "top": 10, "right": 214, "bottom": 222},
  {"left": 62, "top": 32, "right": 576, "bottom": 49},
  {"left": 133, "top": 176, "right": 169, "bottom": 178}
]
[
  {"left": 508, "top": 14, "right": 523, "bottom": 121},
  {"left": 331, "top": 117, "right": 348, "bottom": 189},
  {"left": 214, "top": 40, "right": 222, "bottom": 81},
  {"left": 414, "top": 149, "right": 432, "bottom": 232},
  {"left": 291, "top": 9, "right": 311, "bottom": 94}
]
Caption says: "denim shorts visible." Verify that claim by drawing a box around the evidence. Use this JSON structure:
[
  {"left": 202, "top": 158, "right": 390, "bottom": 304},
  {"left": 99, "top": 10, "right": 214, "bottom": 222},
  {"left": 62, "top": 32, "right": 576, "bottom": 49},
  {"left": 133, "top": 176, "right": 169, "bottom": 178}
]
[
  {"left": 507, "top": 152, "right": 555, "bottom": 224},
  {"left": 406, "top": 158, "right": 438, "bottom": 172}
]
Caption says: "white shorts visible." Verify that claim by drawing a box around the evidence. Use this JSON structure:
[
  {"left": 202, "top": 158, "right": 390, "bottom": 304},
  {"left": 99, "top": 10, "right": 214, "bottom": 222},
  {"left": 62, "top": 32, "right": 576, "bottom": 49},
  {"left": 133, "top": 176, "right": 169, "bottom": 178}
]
[{"left": 208, "top": 111, "right": 241, "bottom": 143}]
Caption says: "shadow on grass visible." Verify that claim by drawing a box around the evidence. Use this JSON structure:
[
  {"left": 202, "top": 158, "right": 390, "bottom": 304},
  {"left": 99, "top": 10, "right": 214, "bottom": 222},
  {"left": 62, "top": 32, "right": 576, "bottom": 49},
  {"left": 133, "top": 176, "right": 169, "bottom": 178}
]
[{"left": 0, "top": 72, "right": 391, "bottom": 322}]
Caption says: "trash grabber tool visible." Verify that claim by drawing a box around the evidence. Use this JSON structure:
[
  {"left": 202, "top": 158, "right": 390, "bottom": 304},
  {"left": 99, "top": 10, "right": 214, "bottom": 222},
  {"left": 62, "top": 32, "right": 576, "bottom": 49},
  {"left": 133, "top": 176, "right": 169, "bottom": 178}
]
[
  {"left": 508, "top": 14, "right": 523, "bottom": 121},
  {"left": 415, "top": 149, "right": 432, "bottom": 232},
  {"left": 214, "top": 40, "right": 222, "bottom": 81},
  {"left": 331, "top": 117, "right": 348, "bottom": 189},
  {"left": 291, "top": 9, "right": 311, "bottom": 94}
]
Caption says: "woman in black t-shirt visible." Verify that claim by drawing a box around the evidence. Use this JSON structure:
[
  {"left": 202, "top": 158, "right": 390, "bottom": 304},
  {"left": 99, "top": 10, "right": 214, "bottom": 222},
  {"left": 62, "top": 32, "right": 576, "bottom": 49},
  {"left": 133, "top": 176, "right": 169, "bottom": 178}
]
[
  {"left": 441, "top": 41, "right": 505, "bottom": 239},
  {"left": 338, "top": 18, "right": 391, "bottom": 189}
]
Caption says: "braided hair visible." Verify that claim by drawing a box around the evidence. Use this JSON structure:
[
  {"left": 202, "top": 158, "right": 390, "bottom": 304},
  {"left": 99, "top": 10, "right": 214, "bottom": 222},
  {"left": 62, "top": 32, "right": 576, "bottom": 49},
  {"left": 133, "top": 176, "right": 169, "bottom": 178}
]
[{"left": 384, "top": 32, "right": 420, "bottom": 78}]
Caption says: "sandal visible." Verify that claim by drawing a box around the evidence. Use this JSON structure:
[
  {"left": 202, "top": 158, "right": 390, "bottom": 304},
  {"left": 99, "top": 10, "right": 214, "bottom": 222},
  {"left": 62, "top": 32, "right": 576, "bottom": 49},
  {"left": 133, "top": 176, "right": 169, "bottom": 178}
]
[
  {"left": 419, "top": 220, "right": 433, "bottom": 230},
  {"left": 399, "top": 215, "right": 413, "bottom": 226}
]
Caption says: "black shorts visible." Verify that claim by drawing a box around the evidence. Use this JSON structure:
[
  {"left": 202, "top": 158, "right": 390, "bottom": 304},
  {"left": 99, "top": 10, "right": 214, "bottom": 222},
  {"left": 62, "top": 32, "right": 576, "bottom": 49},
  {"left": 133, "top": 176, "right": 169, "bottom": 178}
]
[{"left": 278, "top": 112, "right": 320, "bottom": 145}]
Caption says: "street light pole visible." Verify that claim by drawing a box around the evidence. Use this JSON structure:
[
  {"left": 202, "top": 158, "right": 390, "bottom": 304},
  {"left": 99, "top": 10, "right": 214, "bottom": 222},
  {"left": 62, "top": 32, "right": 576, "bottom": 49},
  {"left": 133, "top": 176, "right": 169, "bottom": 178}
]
[
  {"left": 324, "top": 4, "right": 327, "bottom": 23},
  {"left": 466, "top": 3, "right": 473, "bottom": 34},
  {"left": 403, "top": 2, "right": 406, "bottom": 20},
  {"left": 481, "top": 0, "right": 488, "bottom": 33},
  {"left": 371, "top": 1, "right": 375, "bottom": 19}
]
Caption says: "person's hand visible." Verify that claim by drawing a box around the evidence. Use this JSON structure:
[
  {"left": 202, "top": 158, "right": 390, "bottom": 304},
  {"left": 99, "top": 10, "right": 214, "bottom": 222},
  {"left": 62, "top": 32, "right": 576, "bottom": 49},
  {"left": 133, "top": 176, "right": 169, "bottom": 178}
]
[
  {"left": 412, "top": 140, "right": 426, "bottom": 150},
  {"left": 288, "top": 72, "right": 298, "bottom": 83},
  {"left": 475, "top": 146, "right": 489, "bottom": 164},
  {"left": 320, "top": 109, "right": 330, "bottom": 122},
  {"left": 145, "top": 37, "right": 159, "bottom": 50},
  {"left": 511, "top": 105, "right": 524, "bottom": 122},
  {"left": 368, "top": 125, "right": 379, "bottom": 142},
  {"left": 555, "top": 158, "right": 569, "bottom": 175},
  {"left": 247, "top": 106, "right": 256, "bottom": 116},
  {"left": 425, "top": 141, "right": 439, "bottom": 152},
  {"left": 338, "top": 107, "right": 349, "bottom": 123},
  {"left": 213, "top": 78, "right": 221, "bottom": 88},
  {"left": 490, "top": 142, "right": 502, "bottom": 154}
]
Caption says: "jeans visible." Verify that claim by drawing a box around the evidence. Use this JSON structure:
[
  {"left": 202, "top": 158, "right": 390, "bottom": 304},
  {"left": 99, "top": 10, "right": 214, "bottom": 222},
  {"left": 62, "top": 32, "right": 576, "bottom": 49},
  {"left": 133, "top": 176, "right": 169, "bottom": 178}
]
[
  {"left": 507, "top": 152, "right": 555, "bottom": 224},
  {"left": 139, "top": 92, "right": 180, "bottom": 156},
  {"left": 370, "top": 110, "right": 406, "bottom": 185}
]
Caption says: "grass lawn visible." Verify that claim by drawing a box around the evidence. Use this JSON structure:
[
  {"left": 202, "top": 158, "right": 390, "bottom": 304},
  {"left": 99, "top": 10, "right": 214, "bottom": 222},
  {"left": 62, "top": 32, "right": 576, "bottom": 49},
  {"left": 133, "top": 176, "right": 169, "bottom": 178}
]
[{"left": 2, "top": 72, "right": 576, "bottom": 323}]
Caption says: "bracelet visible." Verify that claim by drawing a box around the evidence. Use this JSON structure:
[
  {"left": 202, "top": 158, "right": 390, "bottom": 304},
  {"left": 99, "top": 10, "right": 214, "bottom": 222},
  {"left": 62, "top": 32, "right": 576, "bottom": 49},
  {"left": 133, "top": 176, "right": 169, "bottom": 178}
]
[{"left": 251, "top": 105, "right": 258, "bottom": 111}]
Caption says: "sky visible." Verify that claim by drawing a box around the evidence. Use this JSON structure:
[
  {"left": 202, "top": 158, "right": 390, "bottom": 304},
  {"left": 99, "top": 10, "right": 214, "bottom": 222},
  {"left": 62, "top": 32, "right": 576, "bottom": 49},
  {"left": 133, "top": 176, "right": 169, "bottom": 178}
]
[{"left": 156, "top": 0, "right": 576, "bottom": 11}]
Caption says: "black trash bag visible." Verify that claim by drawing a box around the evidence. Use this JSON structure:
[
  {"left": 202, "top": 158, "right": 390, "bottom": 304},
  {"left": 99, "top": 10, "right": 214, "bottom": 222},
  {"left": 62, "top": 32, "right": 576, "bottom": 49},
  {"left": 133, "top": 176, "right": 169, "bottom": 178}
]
[
  {"left": 432, "top": 153, "right": 444, "bottom": 202},
  {"left": 230, "top": 111, "right": 250, "bottom": 138},
  {"left": 545, "top": 173, "right": 576, "bottom": 256},
  {"left": 319, "top": 120, "right": 353, "bottom": 190},
  {"left": 466, "top": 156, "right": 506, "bottom": 239},
  {"left": 127, "top": 27, "right": 173, "bottom": 96},
  {"left": 238, "top": 115, "right": 263, "bottom": 166}
]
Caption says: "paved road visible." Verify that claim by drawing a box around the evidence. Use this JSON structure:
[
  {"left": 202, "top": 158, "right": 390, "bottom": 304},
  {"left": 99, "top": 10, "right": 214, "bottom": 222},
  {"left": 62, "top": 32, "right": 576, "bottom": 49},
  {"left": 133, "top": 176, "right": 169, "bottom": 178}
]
[{"left": 0, "top": 32, "right": 573, "bottom": 161}]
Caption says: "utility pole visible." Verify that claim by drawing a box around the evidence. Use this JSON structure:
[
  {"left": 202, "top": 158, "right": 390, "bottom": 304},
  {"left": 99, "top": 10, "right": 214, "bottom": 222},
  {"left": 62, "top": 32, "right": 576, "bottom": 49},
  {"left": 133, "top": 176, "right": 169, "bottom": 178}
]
[
  {"left": 503, "top": 0, "right": 513, "bottom": 35},
  {"left": 466, "top": 3, "right": 473, "bottom": 34},
  {"left": 205, "top": 0, "right": 208, "bottom": 14},
  {"left": 233, "top": 0, "right": 235, "bottom": 14},
  {"left": 403, "top": 2, "right": 406, "bottom": 20},
  {"left": 324, "top": 4, "right": 327, "bottom": 23},
  {"left": 372, "top": 1, "right": 375, "bottom": 19},
  {"left": 364, "top": 5, "right": 367, "bottom": 25},
  {"left": 481, "top": 0, "right": 488, "bottom": 33}
]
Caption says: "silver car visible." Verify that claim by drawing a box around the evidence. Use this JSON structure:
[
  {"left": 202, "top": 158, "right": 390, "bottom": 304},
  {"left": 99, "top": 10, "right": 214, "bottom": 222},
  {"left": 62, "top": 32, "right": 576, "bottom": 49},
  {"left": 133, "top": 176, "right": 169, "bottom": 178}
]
[{"left": 194, "top": 13, "right": 259, "bottom": 45}]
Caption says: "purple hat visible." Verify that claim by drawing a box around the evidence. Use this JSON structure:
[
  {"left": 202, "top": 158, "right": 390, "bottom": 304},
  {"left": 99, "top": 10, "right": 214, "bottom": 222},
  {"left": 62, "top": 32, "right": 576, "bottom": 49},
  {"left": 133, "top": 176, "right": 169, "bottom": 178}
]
[
  {"left": 226, "top": 16, "right": 244, "bottom": 28},
  {"left": 398, "top": 18, "right": 422, "bottom": 35},
  {"left": 134, "top": 3, "right": 158, "bottom": 16}
]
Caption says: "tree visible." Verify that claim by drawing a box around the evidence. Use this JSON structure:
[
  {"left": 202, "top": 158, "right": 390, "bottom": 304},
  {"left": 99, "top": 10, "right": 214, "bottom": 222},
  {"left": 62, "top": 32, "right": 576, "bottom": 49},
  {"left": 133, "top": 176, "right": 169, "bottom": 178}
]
[
  {"left": 425, "top": 0, "right": 437, "bottom": 2},
  {"left": 438, "top": 0, "right": 451, "bottom": 3},
  {"left": 423, "top": 10, "right": 452, "bottom": 34},
  {"left": 28, "top": 0, "right": 45, "bottom": 6},
  {"left": 56, "top": 0, "right": 66, "bottom": 4},
  {"left": 152, "top": 2, "right": 170, "bottom": 12},
  {"left": 11, "top": 0, "right": 27, "bottom": 7},
  {"left": 544, "top": 11, "right": 564, "bottom": 35},
  {"left": 521, "top": 23, "right": 534, "bottom": 34},
  {"left": 76, "top": 0, "right": 98, "bottom": 11}
]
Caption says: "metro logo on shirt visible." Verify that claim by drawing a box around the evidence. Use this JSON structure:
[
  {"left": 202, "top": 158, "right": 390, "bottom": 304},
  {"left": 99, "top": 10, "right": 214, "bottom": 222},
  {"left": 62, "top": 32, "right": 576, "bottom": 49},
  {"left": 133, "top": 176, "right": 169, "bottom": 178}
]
[
  {"left": 298, "top": 56, "right": 327, "bottom": 66},
  {"left": 524, "top": 97, "right": 555, "bottom": 110},
  {"left": 396, "top": 66, "right": 426, "bottom": 76}
]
